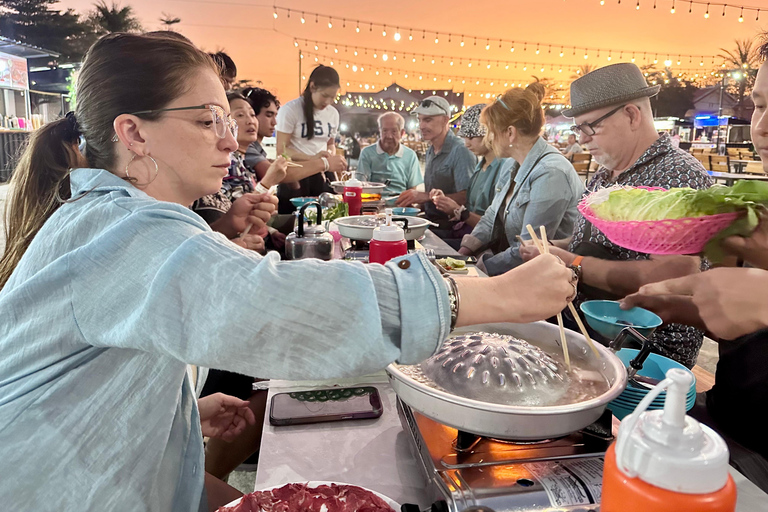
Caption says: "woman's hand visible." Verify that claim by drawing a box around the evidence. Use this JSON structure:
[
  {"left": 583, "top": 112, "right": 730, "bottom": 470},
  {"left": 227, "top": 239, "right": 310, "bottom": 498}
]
[
  {"left": 260, "top": 156, "right": 289, "bottom": 189},
  {"left": 232, "top": 234, "right": 265, "bottom": 253},
  {"left": 621, "top": 268, "right": 768, "bottom": 340},
  {"left": 213, "top": 193, "right": 278, "bottom": 239},
  {"left": 519, "top": 244, "right": 576, "bottom": 265},
  {"left": 455, "top": 254, "right": 573, "bottom": 327},
  {"left": 198, "top": 393, "right": 256, "bottom": 442},
  {"left": 720, "top": 213, "right": 768, "bottom": 270},
  {"left": 498, "top": 253, "right": 574, "bottom": 323},
  {"left": 431, "top": 189, "right": 459, "bottom": 215}
]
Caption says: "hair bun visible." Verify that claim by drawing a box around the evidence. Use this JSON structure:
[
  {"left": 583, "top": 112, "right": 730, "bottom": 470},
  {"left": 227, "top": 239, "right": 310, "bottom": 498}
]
[{"left": 525, "top": 82, "right": 546, "bottom": 104}]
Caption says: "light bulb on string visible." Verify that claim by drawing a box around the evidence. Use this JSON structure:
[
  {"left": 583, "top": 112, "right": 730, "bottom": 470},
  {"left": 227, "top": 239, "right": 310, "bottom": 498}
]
[
  {"left": 704, "top": 3, "right": 709, "bottom": 17},
  {"left": 435, "top": 37, "right": 439, "bottom": 44},
  {"left": 300, "top": 12, "right": 305, "bottom": 23},
  {"left": 382, "top": 29, "right": 387, "bottom": 36},
  {"left": 486, "top": 40, "right": 491, "bottom": 50},
  {"left": 738, "top": 8, "right": 744, "bottom": 22},
  {"left": 394, "top": 29, "right": 401, "bottom": 41},
  {"left": 670, "top": 0, "right": 675, "bottom": 13},
  {"left": 636, "top": 0, "right": 640, "bottom": 9},
  {"left": 273, "top": 7, "right": 277, "bottom": 18},
  {"left": 328, "top": 20, "right": 332, "bottom": 28},
  {"left": 382, "top": 54, "right": 388, "bottom": 61},
  {"left": 409, "top": 31, "right": 413, "bottom": 40},
  {"left": 355, "top": 24, "right": 360, "bottom": 32}
]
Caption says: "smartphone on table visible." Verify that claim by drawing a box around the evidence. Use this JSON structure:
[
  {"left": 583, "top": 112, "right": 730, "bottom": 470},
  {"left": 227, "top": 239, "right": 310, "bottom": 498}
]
[{"left": 269, "top": 386, "right": 383, "bottom": 426}]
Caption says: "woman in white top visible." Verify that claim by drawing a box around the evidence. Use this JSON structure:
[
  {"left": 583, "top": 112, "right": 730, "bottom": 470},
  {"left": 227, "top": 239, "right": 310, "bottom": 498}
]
[{"left": 275, "top": 65, "right": 347, "bottom": 212}]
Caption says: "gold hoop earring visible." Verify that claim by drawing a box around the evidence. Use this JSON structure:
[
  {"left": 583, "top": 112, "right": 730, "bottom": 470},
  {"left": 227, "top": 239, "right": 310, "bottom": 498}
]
[{"left": 125, "top": 153, "right": 159, "bottom": 186}]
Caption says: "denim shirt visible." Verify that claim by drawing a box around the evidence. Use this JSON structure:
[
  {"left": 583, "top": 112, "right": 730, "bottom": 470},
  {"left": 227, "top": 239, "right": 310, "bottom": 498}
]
[
  {"left": 463, "top": 138, "right": 585, "bottom": 276},
  {"left": 0, "top": 168, "right": 449, "bottom": 511}
]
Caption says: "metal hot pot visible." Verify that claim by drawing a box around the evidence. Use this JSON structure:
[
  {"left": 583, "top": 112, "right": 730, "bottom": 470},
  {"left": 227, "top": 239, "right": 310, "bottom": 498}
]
[{"left": 386, "top": 321, "right": 627, "bottom": 440}]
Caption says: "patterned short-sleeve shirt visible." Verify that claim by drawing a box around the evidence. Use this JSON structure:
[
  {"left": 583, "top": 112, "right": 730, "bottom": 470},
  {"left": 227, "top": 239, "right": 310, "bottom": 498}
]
[{"left": 569, "top": 133, "right": 713, "bottom": 368}]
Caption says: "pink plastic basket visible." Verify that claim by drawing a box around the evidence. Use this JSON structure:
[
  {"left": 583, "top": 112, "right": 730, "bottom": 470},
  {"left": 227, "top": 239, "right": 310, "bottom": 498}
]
[{"left": 578, "top": 200, "right": 742, "bottom": 255}]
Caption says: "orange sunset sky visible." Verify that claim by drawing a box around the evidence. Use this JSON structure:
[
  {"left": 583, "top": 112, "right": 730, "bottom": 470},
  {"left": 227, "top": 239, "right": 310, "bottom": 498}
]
[{"left": 56, "top": 0, "right": 766, "bottom": 103}]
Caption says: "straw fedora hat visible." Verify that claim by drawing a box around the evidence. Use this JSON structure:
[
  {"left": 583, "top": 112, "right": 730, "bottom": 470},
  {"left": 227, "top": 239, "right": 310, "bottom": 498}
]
[{"left": 562, "top": 63, "right": 661, "bottom": 118}]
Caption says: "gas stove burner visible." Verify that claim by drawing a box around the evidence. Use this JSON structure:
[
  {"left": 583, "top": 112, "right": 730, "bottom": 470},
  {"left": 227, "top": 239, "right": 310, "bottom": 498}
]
[
  {"left": 487, "top": 436, "right": 562, "bottom": 445},
  {"left": 454, "top": 430, "right": 564, "bottom": 452},
  {"left": 396, "top": 400, "right": 612, "bottom": 512}
]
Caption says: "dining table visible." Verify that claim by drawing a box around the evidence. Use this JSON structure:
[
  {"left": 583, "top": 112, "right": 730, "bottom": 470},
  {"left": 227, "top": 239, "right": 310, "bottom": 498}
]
[
  {"left": 708, "top": 170, "right": 768, "bottom": 186},
  {"left": 249, "top": 226, "right": 768, "bottom": 510},
  {"left": 252, "top": 373, "right": 768, "bottom": 511}
]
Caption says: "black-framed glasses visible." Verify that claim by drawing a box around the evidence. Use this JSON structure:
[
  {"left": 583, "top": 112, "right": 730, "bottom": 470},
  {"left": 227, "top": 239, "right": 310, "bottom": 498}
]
[
  {"left": 129, "top": 104, "right": 238, "bottom": 139},
  {"left": 570, "top": 104, "right": 627, "bottom": 136},
  {"left": 419, "top": 99, "right": 449, "bottom": 116}
]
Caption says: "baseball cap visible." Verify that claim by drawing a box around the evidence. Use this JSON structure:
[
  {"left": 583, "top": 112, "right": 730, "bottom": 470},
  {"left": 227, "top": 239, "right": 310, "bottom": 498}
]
[{"left": 411, "top": 96, "right": 451, "bottom": 116}]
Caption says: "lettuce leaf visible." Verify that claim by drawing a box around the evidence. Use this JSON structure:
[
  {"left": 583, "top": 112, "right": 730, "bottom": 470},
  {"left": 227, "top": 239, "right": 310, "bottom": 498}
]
[
  {"left": 586, "top": 181, "right": 768, "bottom": 262},
  {"left": 589, "top": 181, "right": 768, "bottom": 222}
]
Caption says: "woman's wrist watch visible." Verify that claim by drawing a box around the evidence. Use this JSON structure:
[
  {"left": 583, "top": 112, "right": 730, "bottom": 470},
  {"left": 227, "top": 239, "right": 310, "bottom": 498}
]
[{"left": 451, "top": 205, "right": 467, "bottom": 222}]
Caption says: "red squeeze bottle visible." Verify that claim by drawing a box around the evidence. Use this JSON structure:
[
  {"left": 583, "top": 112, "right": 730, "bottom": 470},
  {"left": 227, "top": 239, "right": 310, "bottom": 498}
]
[
  {"left": 601, "top": 369, "right": 737, "bottom": 512},
  {"left": 343, "top": 171, "right": 363, "bottom": 216},
  {"left": 369, "top": 209, "right": 408, "bottom": 264}
]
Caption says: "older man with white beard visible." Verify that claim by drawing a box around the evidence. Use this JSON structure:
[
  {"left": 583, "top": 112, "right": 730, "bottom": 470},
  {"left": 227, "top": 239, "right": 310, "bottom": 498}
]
[{"left": 357, "top": 112, "right": 422, "bottom": 197}]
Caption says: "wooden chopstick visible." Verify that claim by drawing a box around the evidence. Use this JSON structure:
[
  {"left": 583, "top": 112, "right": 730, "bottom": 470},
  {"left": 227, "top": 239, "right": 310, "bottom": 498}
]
[
  {"left": 530, "top": 225, "right": 572, "bottom": 372},
  {"left": 285, "top": 161, "right": 303, "bottom": 167}
]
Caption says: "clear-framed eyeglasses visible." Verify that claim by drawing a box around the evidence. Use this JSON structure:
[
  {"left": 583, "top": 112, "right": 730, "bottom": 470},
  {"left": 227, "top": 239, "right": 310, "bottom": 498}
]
[{"left": 129, "top": 104, "right": 238, "bottom": 139}]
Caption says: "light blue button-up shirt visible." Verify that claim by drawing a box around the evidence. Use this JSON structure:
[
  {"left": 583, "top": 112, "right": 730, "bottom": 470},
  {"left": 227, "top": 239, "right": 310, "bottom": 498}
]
[
  {"left": 0, "top": 168, "right": 449, "bottom": 511},
  {"left": 356, "top": 142, "right": 423, "bottom": 196},
  {"left": 462, "top": 138, "right": 585, "bottom": 276}
]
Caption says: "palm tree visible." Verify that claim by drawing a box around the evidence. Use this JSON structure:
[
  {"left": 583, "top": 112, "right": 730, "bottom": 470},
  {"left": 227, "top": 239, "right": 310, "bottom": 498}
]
[
  {"left": 718, "top": 38, "right": 760, "bottom": 106},
  {"left": 571, "top": 64, "right": 598, "bottom": 80},
  {"left": 88, "top": 1, "right": 142, "bottom": 34}
]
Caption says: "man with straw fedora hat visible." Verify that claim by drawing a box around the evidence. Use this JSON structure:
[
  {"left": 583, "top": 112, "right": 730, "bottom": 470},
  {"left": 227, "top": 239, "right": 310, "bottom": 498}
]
[{"left": 521, "top": 62, "right": 712, "bottom": 369}]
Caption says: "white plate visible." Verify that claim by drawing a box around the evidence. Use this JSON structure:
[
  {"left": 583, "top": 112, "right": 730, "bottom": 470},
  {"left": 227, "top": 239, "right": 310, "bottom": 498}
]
[{"left": 222, "top": 481, "right": 400, "bottom": 511}]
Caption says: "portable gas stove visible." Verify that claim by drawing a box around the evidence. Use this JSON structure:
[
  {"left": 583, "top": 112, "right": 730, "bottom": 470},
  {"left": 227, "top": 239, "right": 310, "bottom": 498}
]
[{"left": 397, "top": 399, "right": 612, "bottom": 512}]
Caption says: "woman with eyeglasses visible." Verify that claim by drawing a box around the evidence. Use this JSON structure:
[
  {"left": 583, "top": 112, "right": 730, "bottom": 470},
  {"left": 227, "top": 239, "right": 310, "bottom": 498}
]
[
  {"left": 191, "top": 91, "right": 287, "bottom": 253},
  {"left": 0, "top": 33, "right": 575, "bottom": 510},
  {"left": 274, "top": 65, "right": 348, "bottom": 213},
  {"left": 458, "top": 84, "right": 585, "bottom": 276}
]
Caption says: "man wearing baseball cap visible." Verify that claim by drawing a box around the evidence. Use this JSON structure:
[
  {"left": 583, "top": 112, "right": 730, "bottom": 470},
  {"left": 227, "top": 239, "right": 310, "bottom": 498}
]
[
  {"left": 397, "top": 96, "right": 476, "bottom": 237},
  {"left": 520, "top": 63, "right": 712, "bottom": 369}
]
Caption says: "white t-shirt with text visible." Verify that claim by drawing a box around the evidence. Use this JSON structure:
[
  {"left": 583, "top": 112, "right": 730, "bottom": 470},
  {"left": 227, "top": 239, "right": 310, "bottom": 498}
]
[{"left": 276, "top": 97, "right": 339, "bottom": 157}]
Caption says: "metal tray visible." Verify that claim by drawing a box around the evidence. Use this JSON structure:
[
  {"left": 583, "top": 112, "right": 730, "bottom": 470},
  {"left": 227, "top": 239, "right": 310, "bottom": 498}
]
[{"left": 387, "top": 321, "right": 627, "bottom": 440}]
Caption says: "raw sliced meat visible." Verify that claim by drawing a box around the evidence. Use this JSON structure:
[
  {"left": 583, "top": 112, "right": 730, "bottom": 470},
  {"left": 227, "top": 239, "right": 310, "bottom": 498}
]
[{"left": 216, "top": 483, "right": 395, "bottom": 512}]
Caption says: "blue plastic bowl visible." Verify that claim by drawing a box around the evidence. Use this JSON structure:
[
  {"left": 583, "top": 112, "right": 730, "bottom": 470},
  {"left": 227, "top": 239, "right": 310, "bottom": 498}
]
[
  {"left": 289, "top": 197, "right": 318, "bottom": 209},
  {"left": 580, "top": 300, "right": 663, "bottom": 339},
  {"left": 391, "top": 207, "right": 421, "bottom": 216}
]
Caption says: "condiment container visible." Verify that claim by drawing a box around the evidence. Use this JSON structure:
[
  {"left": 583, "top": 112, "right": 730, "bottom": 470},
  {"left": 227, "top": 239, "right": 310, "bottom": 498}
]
[
  {"left": 369, "top": 208, "right": 408, "bottom": 264},
  {"left": 601, "top": 368, "right": 736, "bottom": 512},
  {"left": 343, "top": 171, "right": 363, "bottom": 216}
]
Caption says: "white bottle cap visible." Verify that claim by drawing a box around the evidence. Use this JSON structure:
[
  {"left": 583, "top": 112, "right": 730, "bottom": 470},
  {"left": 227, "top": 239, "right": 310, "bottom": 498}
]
[
  {"left": 345, "top": 171, "right": 362, "bottom": 187},
  {"left": 615, "top": 368, "right": 731, "bottom": 494},
  {"left": 373, "top": 208, "right": 405, "bottom": 242}
]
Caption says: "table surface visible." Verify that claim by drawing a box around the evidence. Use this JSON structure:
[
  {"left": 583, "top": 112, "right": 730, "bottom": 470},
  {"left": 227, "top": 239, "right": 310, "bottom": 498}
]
[
  {"left": 709, "top": 171, "right": 768, "bottom": 180},
  {"left": 254, "top": 377, "right": 768, "bottom": 511}
]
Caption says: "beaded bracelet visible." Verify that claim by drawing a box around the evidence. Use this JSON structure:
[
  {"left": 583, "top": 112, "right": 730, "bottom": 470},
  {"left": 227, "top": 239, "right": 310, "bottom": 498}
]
[{"left": 442, "top": 275, "right": 460, "bottom": 331}]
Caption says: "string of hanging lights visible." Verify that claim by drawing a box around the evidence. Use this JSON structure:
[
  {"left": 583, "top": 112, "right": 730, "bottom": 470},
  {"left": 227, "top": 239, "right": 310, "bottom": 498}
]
[
  {"left": 301, "top": 50, "right": 575, "bottom": 87},
  {"left": 595, "top": 0, "right": 762, "bottom": 22},
  {"left": 292, "top": 36, "right": 725, "bottom": 72},
  {"left": 273, "top": 6, "right": 723, "bottom": 63}
]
